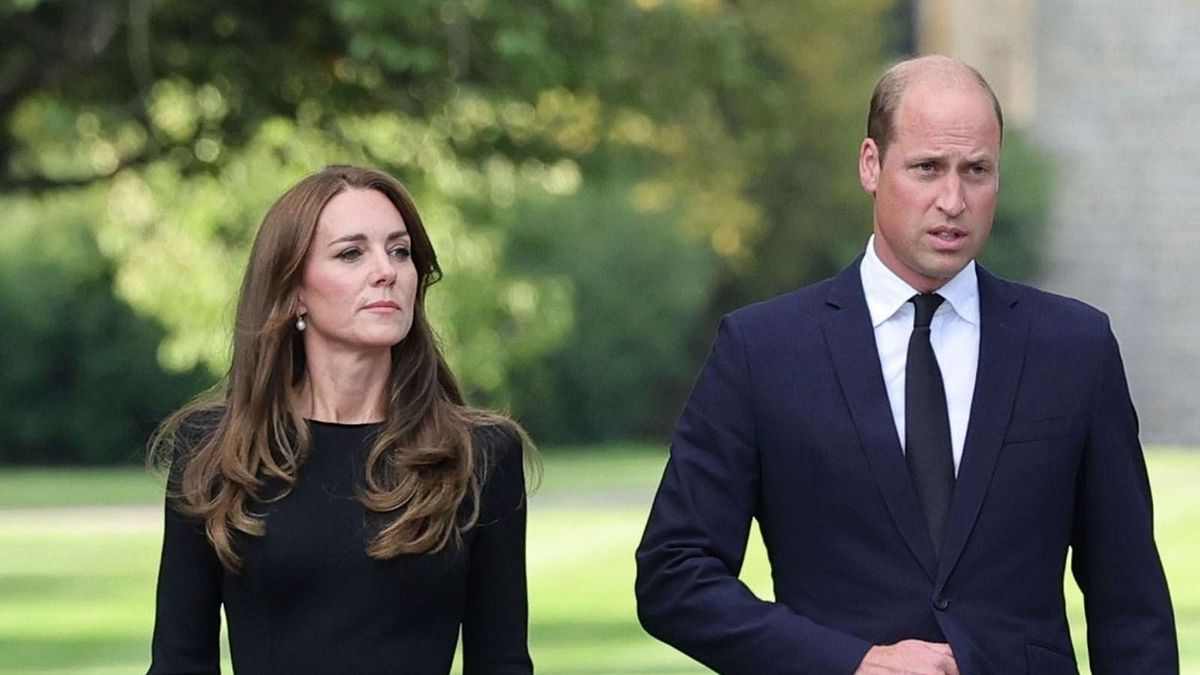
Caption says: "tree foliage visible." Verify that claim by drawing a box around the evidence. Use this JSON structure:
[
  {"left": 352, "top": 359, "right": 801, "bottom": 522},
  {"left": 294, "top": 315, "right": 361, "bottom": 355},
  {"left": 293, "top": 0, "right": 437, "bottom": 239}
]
[
  {"left": 0, "top": 188, "right": 210, "bottom": 463},
  {"left": 0, "top": 1, "right": 1050, "bottom": 457}
]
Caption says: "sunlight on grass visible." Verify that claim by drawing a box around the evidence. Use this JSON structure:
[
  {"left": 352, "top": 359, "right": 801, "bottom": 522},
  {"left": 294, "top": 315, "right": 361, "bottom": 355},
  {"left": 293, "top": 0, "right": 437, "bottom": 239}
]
[{"left": 0, "top": 447, "right": 1196, "bottom": 674}]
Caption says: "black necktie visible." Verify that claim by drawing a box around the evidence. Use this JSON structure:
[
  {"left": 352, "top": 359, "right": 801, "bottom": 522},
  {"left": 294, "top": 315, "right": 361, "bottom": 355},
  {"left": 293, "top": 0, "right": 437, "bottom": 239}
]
[{"left": 905, "top": 293, "right": 955, "bottom": 554}]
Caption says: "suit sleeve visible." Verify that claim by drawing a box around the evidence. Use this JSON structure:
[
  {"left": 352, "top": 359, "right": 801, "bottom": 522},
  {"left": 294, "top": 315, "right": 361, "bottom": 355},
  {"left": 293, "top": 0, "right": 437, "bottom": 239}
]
[
  {"left": 1071, "top": 325, "right": 1178, "bottom": 674},
  {"left": 636, "top": 316, "right": 871, "bottom": 675},
  {"left": 461, "top": 425, "right": 533, "bottom": 675},
  {"left": 147, "top": 483, "right": 223, "bottom": 674}
]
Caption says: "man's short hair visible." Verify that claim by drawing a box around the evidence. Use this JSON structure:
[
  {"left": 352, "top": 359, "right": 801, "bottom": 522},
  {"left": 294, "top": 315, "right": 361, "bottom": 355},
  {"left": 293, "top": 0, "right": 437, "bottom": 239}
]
[{"left": 866, "top": 56, "right": 1005, "bottom": 161}]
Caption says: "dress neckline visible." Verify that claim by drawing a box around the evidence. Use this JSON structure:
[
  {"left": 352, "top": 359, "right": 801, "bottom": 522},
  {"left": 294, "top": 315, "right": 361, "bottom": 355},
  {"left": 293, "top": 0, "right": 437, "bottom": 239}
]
[{"left": 306, "top": 419, "right": 383, "bottom": 429}]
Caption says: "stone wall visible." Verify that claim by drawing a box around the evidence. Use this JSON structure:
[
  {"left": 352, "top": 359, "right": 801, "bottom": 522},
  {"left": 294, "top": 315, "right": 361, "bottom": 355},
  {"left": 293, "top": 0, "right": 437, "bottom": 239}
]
[
  {"left": 922, "top": 0, "right": 1200, "bottom": 443},
  {"left": 1032, "top": 1, "right": 1200, "bottom": 443}
]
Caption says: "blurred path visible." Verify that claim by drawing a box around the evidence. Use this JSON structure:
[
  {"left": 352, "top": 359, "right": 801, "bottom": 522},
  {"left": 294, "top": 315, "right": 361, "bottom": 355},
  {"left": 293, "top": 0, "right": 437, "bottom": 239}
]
[
  {"left": 0, "top": 505, "right": 159, "bottom": 534},
  {"left": 0, "top": 482, "right": 655, "bottom": 537}
]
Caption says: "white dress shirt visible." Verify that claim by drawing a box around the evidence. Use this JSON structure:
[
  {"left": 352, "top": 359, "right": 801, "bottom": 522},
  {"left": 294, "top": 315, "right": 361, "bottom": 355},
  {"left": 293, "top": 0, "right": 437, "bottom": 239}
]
[{"left": 859, "top": 235, "right": 979, "bottom": 474}]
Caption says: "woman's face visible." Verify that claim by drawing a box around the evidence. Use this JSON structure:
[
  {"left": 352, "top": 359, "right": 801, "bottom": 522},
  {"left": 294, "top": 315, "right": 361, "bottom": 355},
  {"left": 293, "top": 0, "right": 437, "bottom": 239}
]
[{"left": 296, "top": 188, "right": 419, "bottom": 359}]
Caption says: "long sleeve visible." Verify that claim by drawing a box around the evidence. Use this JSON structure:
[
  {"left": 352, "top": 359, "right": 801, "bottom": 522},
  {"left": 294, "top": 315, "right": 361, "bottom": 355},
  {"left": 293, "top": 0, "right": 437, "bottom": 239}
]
[
  {"left": 1071, "top": 326, "right": 1178, "bottom": 673},
  {"left": 147, "top": 492, "right": 223, "bottom": 675},
  {"left": 635, "top": 316, "right": 871, "bottom": 675},
  {"left": 461, "top": 426, "right": 533, "bottom": 674},
  {"left": 147, "top": 416, "right": 224, "bottom": 675}
]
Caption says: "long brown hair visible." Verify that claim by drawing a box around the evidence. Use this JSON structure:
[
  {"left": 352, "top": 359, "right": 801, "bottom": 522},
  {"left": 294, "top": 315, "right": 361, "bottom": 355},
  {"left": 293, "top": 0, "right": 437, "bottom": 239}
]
[{"left": 151, "top": 165, "right": 520, "bottom": 570}]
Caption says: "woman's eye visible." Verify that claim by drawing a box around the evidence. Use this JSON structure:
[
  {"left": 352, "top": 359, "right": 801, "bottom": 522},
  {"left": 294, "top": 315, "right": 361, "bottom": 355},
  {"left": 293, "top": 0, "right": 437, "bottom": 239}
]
[
  {"left": 336, "top": 248, "right": 362, "bottom": 261},
  {"left": 391, "top": 246, "right": 411, "bottom": 260}
]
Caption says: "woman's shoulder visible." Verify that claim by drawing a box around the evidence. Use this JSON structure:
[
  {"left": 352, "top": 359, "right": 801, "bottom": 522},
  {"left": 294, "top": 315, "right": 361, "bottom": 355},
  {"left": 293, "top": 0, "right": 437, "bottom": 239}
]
[
  {"left": 469, "top": 417, "right": 532, "bottom": 486},
  {"left": 468, "top": 418, "right": 531, "bottom": 517},
  {"left": 176, "top": 407, "right": 225, "bottom": 444},
  {"left": 153, "top": 406, "right": 225, "bottom": 485},
  {"left": 471, "top": 420, "right": 522, "bottom": 458},
  {"left": 163, "top": 406, "right": 224, "bottom": 459}
]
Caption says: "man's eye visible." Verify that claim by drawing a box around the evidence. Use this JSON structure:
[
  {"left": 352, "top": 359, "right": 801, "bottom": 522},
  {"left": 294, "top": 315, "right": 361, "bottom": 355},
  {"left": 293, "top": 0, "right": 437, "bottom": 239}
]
[
  {"left": 336, "top": 248, "right": 362, "bottom": 261},
  {"left": 915, "top": 162, "right": 937, "bottom": 172}
]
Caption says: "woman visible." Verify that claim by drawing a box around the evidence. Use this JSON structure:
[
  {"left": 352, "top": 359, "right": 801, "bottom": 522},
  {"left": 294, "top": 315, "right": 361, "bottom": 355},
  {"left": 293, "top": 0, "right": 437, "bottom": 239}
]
[{"left": 147, "top": 165, "right": 533, "bottom": 674}]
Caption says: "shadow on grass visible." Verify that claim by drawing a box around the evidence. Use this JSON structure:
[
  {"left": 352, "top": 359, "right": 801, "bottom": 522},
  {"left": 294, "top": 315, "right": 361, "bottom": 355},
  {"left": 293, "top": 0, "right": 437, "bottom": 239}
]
[
  {"left": 530, "top": 618, "right": 709, "bottom": 673},
  {"left": 0, "top": 636, "right": 146, "bottom": 670},
  {"left": 0, "top": 573, "right": 147, "bottom": 602}
]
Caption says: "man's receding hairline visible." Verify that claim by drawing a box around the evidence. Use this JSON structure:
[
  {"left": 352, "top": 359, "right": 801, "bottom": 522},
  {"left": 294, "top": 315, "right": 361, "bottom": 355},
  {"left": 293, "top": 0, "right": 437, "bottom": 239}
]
[
  {"left": 893, "top": 59, "right": 992, "bottom": 108},
  {"left": 892, "top": 75, "right": 997, "bottom": 131},
  {"left": 867, "top": 55, "right": 1004, "bottom": 160},
  {"left": 891, "top": 55, "right": 985, "bottom": 86}
]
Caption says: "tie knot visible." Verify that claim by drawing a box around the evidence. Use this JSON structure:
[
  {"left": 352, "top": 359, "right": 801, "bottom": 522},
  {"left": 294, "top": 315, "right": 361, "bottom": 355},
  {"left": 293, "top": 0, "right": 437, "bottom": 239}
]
[{"left": 910, "top": 293, "right": 945, "bottom": 329}]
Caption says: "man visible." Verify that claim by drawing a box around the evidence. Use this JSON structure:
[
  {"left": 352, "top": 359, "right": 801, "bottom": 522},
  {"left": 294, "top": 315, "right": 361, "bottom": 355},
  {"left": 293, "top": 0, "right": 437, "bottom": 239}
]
[{"left": 635, "top": 55, "right": 1177, "bottom": 674}]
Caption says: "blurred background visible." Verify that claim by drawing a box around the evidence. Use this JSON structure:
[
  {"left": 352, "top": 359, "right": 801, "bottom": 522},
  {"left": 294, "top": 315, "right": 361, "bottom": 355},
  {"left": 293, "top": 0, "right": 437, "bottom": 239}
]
[{"left": 0, "top": 0, "right": 1195, "bottom": 673}]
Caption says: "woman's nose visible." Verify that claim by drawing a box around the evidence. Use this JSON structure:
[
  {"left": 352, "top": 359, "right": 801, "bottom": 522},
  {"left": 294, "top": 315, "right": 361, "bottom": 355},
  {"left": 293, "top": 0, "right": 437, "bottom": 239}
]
[{"left": 371, "top": 252, "right": 397, "bottom": 285}]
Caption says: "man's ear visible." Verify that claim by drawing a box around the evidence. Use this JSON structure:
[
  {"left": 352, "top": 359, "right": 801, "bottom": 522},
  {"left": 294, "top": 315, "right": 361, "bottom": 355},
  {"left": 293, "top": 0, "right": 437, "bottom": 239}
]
[{"left": 859, "top": 138, "right": 881, "bottom": 195}]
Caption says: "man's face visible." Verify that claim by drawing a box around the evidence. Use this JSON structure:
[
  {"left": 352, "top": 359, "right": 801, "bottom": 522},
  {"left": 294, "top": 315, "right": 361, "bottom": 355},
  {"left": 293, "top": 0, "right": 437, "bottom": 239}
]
[{"left": 858, "top": 79, "right": 1001, "bottom": 292}]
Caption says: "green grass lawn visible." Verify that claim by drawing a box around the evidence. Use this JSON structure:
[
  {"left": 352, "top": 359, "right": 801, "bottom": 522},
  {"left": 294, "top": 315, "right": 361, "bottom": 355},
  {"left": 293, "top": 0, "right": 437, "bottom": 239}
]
[{"left": 0, "top": 446, "right": 1196, "bottom": 674}]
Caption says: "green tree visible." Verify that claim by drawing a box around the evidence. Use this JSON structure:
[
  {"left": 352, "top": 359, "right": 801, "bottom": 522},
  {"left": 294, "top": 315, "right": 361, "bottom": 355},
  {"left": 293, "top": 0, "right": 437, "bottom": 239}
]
[
  {"left": 504, "top": 177, "right": 718, "bottom": 441},
  {"left": 1, "top": 1, "right": 1050, "bottom": 451},
  {"left": 982, "top": 130, "right": 1053, "bottom": 281},
  {"left": 0, "top": 188, "right": 210, "bottom": 464}
]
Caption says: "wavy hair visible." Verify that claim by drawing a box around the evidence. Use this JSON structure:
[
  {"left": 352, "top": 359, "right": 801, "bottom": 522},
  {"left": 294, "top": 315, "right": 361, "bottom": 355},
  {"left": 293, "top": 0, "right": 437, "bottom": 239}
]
[{"left": 150, "top": 165, "right": 522, "bottom": 570}]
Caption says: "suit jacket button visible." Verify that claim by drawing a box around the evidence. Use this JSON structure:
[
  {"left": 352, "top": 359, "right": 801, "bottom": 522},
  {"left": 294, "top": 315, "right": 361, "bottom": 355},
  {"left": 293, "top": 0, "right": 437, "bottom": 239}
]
[{"left": 934, "top": 596, "right": 949, "bottom": 611}]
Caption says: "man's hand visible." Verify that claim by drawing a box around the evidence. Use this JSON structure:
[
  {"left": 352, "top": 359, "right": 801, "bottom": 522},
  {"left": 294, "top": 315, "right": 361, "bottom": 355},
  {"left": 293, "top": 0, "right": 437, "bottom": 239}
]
[{"left": 853, "top": 640, "right": 959, "bottom": 674}]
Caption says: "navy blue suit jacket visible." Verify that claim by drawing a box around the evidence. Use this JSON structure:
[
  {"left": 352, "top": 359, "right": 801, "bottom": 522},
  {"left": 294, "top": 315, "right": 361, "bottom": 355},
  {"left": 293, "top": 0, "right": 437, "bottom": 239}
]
[{"left": 636, "top": 261, "right": 1177, "bottom": 674}]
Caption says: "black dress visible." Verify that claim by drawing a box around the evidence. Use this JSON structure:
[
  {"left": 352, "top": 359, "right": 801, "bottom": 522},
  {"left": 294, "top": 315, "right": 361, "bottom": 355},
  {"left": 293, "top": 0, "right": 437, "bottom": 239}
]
[{"left": 148, "top": 421, "right": 532, "bottom": 675}]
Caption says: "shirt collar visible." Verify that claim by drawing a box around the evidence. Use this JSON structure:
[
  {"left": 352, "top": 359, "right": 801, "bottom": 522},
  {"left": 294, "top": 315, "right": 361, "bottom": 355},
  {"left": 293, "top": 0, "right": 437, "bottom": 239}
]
[{"left": 860, "top": 234, "right": 980, "bottom": 328}]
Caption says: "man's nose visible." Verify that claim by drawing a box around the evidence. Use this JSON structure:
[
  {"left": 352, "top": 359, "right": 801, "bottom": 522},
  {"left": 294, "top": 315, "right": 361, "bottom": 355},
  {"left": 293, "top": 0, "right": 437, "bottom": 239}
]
[{"left": 935, "top": 175, "right": 966, "bottom": 218}]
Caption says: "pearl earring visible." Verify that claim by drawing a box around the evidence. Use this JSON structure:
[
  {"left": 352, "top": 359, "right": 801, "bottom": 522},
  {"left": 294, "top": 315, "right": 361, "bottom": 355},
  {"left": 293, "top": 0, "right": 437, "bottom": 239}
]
[{"left": 296, "top": 315, "right": 307, "bottom": 332}]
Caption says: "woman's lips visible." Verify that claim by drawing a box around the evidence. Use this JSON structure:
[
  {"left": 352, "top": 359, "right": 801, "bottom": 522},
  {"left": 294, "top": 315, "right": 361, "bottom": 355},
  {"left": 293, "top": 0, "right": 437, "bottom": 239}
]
[{"left": 362, "top": 300, "right": 401, "bottom": 312}]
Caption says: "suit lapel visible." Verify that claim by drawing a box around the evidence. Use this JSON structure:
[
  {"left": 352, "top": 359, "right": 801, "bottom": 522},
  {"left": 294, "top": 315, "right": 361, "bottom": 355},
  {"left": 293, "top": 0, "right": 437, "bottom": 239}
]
[
  {"left": 821, "top": 260, "right": 938, "bottom": 580},
  {"left": 936, "top": 266, "right": 1028, "bottom": 586}
]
